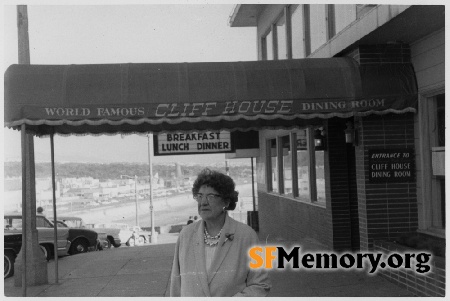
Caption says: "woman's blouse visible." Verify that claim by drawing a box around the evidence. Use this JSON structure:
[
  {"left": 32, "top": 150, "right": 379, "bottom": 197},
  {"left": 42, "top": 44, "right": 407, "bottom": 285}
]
[{"left": 205, "top": 244, "right": 218, "bottom": 276}]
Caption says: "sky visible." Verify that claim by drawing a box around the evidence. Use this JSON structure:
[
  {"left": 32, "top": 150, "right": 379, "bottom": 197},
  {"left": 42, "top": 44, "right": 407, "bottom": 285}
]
[{"left": 2, "top": 2, "right": 257, "bottom": 164}]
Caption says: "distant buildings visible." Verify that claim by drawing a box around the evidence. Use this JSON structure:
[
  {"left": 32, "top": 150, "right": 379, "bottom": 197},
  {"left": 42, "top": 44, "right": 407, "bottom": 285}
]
[{"left": 3, "top": 173, "right": 194, "bottom": 212}]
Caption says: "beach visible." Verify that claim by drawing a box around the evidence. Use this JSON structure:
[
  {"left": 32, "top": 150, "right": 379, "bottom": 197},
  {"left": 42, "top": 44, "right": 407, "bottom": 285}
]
[{"left": 67, "top": 183, "right": 255, "bottom": 228}]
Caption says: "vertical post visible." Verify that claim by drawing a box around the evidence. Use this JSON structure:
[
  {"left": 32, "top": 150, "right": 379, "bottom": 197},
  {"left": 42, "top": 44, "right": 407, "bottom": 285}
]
[
  {"left": 15, "top": 5, "right": 48, "bottom": 291},
  {"left": 285, "top": 5, "right": 292, "bottom": 59},
  {"left": 17, "top": 5, "right": 30, "bottom": 65},
  {"left": 303, "top": 4, "right": 311, "bottom": 57},
  {"left": 148, "top": 135, "right": 156, "bottom": 243},
  {"left": 50, "top": 134, "right": 59, "bottom": 283},
  {"left": 135, "top": 175, "right": 139, "bottom": 226},
  {"left": 18, "top": 6, "right": 30, "bottom": 293},
  {"left": 251, "top": 157, "right": 256, "bottom": 211},
  {"left": 20, "top": 125, "right": 27, "bottom": 296},
  {"left": 225, "top": 160, "right": 229, "bottom": 176}
]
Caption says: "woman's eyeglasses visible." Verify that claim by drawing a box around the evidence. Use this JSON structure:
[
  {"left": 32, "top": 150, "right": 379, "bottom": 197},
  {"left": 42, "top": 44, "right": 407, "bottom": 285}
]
[{"left": 193, "top": 193, "right": 221, "bottom": 203}]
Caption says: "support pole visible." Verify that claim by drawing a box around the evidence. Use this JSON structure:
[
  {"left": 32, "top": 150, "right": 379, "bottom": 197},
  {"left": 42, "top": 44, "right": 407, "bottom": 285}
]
[
  {"left": 50, "top": 133, "right": 59, "bottom": 283},
  {"left": 251, "top": 157, "right": 256, "bottom": 211},
  {"left": 20, "top": 125, "right": 27, "bottom": 297},
  {"left": 17, "top": 5, "right": 30, "bottom": 65},
  {"left": 135, "top": 175, "right": 139, "bottom": 226},
  {"left": 15, "top": 125, "right": 48, "bottom": 288},
  {"left": 148, "top": 135, "right": 156, "bottom": 243},
  {"left": 14, "top": 5, "right": 48, "bottom": 290}
]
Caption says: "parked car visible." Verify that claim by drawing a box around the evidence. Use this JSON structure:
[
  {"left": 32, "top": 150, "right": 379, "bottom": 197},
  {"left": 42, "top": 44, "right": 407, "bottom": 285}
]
[
  {"left": 127, "top": 226, "right": 152, "bottom": 246},
  {"left": 56, "top": 216, "right": 109, "bottom": 251},
  {"left": 4, "top": 213, "right": 71, "bottom": 261},
  {"left": 100, "top": 223, "right": 134, "bottom": 246},
  {"left": 85, "top": 223, "right": 122, "bottom": 248},
  {"left": 51, "top": 217, "right": 104, "bottom": 254},
  {"left": 4, "top": 233, "right": 22, "bottom": 278}
]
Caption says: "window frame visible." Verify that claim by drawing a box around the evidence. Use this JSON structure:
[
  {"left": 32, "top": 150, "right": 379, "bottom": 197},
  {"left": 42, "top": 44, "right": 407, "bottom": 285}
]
[
  {"left": 265, "top": 127, "right": 326, "bottom": 206},
  {"left": 262, "top": 4, "right": 359, "bottom": 61},
  {"left": 266, "top": 138, "right": 275, "bottom": 192},
  {"left": 417, "top": 89, "right": 446, "bottom": 237},
  {"left": 326, "top": 4, "right": 336, "bottom": 40}
]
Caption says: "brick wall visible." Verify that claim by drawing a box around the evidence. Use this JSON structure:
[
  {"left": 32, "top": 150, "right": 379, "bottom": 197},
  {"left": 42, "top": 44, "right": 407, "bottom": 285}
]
[
  {"left": 356, "top": 113, "right": 418, "bottom": 251},
  {"left": 326, "top": 118, "right": 359, "bottom": 251},
  {"left": 374, "top": 240, "right": 445, "bottom": 297}
]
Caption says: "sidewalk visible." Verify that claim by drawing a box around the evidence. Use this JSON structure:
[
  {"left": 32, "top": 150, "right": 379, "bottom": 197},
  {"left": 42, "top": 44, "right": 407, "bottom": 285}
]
[
  {"left": 3, "top": 233, "right": 415, "bottom": 297},
  {"left": 3, "top": 234, "right": 179, "bottom": 297}
]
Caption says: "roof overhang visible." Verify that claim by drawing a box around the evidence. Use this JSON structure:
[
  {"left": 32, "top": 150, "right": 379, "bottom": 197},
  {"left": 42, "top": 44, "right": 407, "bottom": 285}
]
[
  {"left": 228, "top": 4, "right": 262, "bottom": 27},
  {"left": 4, "top": 58, "right": 417, "bottom": 136}
]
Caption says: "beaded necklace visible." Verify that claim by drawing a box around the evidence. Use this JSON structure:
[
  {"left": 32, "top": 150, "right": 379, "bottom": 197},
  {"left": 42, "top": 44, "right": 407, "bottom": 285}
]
[{"left": 204, "top": 227, "right": 222, "bottom": 246}]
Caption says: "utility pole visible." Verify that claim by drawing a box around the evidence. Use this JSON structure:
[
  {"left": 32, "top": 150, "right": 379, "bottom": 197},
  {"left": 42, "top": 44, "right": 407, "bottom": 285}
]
[
  {"left": 120, "top": 175, "right": 139, "bottom": 226},
  {"left": 15, "top": 5, "right": 48, "bottom": 293}
]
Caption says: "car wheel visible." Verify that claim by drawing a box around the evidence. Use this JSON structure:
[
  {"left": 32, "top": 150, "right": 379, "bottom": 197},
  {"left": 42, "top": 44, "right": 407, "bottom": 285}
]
[
  {"left": 109, "top": 237, "right": 120, "bottom": 248},
  {"left": 127, "top": 238, "right": 135, "bottom": 247},
  {"left": 39, "top": 244, "right": 52, "bottom": 261},
  {"left": 138, "top": 236, "right": 146, "bottom": 245},
  {"left": 4, "top": 251, "right": 15, "bottom": 279},
  {"left": 70, "top": 239, "right": 89, "bottom": 255}
]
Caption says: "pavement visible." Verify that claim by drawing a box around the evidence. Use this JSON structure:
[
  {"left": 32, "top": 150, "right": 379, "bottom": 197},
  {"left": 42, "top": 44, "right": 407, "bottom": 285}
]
[{"left": 3, "top": 233, "right": 415, "bottom": 297}]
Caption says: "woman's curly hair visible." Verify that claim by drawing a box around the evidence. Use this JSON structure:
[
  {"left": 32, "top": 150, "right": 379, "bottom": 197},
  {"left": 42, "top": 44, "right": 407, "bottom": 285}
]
[{"left": 192, "top": 168, "right": 239, "bottom": 211}]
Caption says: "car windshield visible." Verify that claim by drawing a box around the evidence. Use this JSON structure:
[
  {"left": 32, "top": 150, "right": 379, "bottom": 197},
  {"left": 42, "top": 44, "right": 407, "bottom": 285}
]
[
  {"left": 57, "top": 221, "right": 68, "bottom": 227},
  {"left": 5, "top": 215, "right": 54, "bottom": 229},
  {"left": 63, "top": 220, "right": 82, "bottom": 228}
]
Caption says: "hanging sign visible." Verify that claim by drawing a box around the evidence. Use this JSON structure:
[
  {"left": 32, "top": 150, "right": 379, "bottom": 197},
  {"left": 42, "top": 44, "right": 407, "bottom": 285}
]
[
  {"left": 154, "top": 131, "right": 232, "bottom": 156},
  {"left": 368, "top": 148, "right": 415, "bottom": 182}
]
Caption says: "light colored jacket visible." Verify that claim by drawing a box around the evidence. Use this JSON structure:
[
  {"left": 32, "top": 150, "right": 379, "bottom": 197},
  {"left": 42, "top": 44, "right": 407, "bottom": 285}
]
[{"left": 170, "top": 214, "right": 271, "bottom": 297}]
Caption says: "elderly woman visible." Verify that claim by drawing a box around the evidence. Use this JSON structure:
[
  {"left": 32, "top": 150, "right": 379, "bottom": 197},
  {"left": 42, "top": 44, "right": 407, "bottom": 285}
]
[{"left": 170, "top": 168, "right": 271, "bottom": 297}]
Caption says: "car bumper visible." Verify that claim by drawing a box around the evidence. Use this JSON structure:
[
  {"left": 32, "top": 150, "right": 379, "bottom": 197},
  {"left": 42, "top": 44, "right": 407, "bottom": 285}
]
[
  {"left": 97, "top": 238, "right": 109, "bottom": 250},
  {"left": 58, "top": 240, "right": 71, "bottom": 257}
]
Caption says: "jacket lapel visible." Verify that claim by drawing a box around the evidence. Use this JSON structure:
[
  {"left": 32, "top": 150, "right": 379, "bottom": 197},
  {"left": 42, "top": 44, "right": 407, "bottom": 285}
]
[
  {"left": 193, "top": 221, "right": 211, "bottom": 296},
  {"left": 207, "top": 215, "right": 237, "bottom": 284}
]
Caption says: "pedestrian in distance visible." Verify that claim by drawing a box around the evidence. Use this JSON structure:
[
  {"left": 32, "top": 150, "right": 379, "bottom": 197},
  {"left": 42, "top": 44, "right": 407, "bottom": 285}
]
[
  {"left": 187, "top": 216, "right": 194, "bottom": 225},
  {"left": 170, "top": 168, "right": 271, "bottom": 297}
]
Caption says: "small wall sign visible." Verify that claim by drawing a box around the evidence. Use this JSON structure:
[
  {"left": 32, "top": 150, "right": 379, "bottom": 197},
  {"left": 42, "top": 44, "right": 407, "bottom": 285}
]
[
  {"left": 368, "top": 148, "right": 415, "bottom": 182},
  {"left": 154, "top": 131, "right": 232, "bottom": 156}
]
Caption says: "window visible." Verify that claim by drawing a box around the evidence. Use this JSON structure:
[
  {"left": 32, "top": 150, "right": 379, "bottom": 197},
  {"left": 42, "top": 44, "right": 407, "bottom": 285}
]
[
  {"left": 294, "top": 129, "right": 310, "bottom": 200},
  {"left": 5, "top": 217, "right": 22, "bottom": 229},
  {"left": 276, "top": 13, "right": 287, "bottom": 59},
  {"left": 437, "top": 94, "right": 445, "bottom": 147},
  {"left": 281, "top": 135, "right": 292, "bottom": 196},
  {"left": 266, "top": 4, "right": 357, "bottom": 61},
  {"left": 266, "top": 127, "right": 327, "bottom": 205},
  {"left": 36, "top": 216, "right": 53, "bottom": 228},
  {"left": 291, "top": 5, "right": 306, "bottom": 58},
  {"left": 315, "top": 145, "right": 326, "bottom": 203},
  {"left": 419, "top": 92, "right": 446, "bottom": 234},
  {"left": 310, "top": 4, "right": 327, "bottom": 53},
  {"left": 432, "top": 94, "right": 445, "bottom": 229},
  {"left": 266, "top": 30, "right": 274, "bottom": 60},
  {"left": 267, "top": 138, "right": 278, "bottom": 192},
  {"left": 335, "top": 5, "right": 356, "bottom": 34}
]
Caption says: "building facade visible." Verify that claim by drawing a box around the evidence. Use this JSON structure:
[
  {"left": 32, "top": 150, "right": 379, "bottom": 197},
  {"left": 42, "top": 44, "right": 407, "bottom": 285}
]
[{"left": 229, "top": 4, "right": 445, "bottom": 296}]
